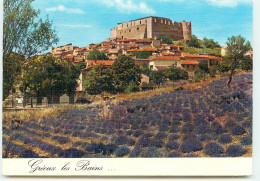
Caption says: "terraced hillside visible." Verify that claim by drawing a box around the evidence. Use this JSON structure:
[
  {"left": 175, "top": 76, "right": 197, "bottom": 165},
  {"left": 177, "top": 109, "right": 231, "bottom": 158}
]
[{"left": 3, "top": 73, "right": 252, "bottom": 158}]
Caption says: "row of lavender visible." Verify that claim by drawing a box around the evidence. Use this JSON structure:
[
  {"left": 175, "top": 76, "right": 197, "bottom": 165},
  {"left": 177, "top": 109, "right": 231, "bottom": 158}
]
[{"left": 3, "top": 73, "right": 252, "bottom": 158}]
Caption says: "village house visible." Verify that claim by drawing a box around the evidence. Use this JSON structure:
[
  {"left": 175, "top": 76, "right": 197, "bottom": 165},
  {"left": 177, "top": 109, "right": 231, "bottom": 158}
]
[
  {"left": 106, "top": 49, "right": 122, "bottom": 59},
  {"left": 149, "top": 56, "right": 182, "bottom": 71}
]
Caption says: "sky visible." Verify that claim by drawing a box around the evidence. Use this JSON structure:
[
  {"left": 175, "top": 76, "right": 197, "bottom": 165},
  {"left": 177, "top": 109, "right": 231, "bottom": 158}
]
[{"left": 32, "top": 0, "right": 253, "bottom": 49}]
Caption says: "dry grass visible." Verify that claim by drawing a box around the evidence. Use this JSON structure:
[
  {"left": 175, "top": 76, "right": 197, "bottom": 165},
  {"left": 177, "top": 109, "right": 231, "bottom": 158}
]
[{"left": 2, "top": 105, "right": 84, "bottom": 122}]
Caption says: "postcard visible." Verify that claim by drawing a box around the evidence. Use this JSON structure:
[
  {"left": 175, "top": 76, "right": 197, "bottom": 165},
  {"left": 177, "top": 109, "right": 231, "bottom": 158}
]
[{"left": 2, "top": 0, "right": 253, "bottom": 176}]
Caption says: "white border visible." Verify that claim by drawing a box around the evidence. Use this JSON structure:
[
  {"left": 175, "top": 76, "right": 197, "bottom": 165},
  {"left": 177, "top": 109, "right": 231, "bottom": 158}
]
[
  {"left": 1, "top": 0, "right": 260, "bottom": 180},
  {"left": 2, "top": 158, "right": 252, "bottom": 176}
]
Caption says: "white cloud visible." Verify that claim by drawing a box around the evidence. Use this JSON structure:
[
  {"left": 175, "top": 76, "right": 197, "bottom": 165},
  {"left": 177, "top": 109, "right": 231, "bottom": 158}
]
[
  {"left": 206, "top": 0, "right": 252, "bottom": 7},
  {"left": 101, "top": 0, "right": 156, "bottom": 14},
  {"left": 58, "top": 24, "right": 92, "bottom": 28},
  {"left": 159, "top": 0, "right": 252, "bottom": 7},
  {"left": 46, "top": 5, "right": 85, "bottom": 14}
]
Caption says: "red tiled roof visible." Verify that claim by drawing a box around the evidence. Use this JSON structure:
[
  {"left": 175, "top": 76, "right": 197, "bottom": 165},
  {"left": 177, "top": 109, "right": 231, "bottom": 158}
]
[
  {"left": 248, "top": 51, "right": 253, "bottom": 54},
  {"left": 143, "top": 47, "right": 157, "bottom": 51},
  {"left": 181, "top": 60, "right": 199, "bottom": 65},
  {"left": 74, "top": 57, "right": 84, "bottom": 63},
  {"left": 154, "top": 56, "right": 181, "bottom": 61},
  {"left": 116, "top": 39, "right": 136, "bottom": 42},
  {"left": 65, "top": 55, "right": 73, "bottom": 59},
  {"left": 136, "top": 39, "right": 152, "bottom": 43},
  {"left": 208, "top": 56, "right": 221, "bottom": 60},
  {"left": 161, "top": 44, "right": 169, "bottom": 46},
  {"left": 127, "top": 49, "right": 142, "bottom": 52}
]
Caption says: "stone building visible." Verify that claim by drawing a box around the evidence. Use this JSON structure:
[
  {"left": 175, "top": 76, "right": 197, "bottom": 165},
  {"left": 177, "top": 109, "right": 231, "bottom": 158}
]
[{"left": 110, "top": 16, "right": 192, "bottom": 41}]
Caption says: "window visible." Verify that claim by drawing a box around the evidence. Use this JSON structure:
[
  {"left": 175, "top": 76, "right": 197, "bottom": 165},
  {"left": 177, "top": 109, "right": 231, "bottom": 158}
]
[
  {"left": 129, "top": 29, "right": 131, "bottom": 32},
  {"left": 154, "top": 19, "right": 157, "bottom": 23},
  {"left": 161, "top": 19, "right": 163, "bottom": 23},
  {"left": 150, "top": 65, "right": 154, "bottom": 70},
  {"left": 140, "top": 21, "right": 141, "bottom": 24},
  {"left": 137, "top": 27, "right": 139, "bottom": 31}
]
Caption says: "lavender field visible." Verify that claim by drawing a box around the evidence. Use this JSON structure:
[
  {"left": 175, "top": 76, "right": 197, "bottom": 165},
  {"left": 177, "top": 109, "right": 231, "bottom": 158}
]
[{"left": 3, "top": 73, "right": 252, "bottom": 158}]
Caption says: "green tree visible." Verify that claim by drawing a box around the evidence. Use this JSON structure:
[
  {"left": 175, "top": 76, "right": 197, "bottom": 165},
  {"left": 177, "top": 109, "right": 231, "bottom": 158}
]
[
  {"left": 150, "top": 71, "right": 167, "bottom": 88},
  {"left": 164, "top": 68, "right": 188, "bottom": 81},
  {"left": 87, "top": 50, "right": 108, "bottom": 60},
  {"left": 112, "top": 55, "right": 141, "bottom": 92},
  {"left": 203, "top": 37, "right": 221, "bottom": 48},
  {"left": 3, "top": 0, "right": 58, "bottom": 100},
  {"left": 158, "top": 36, "right": 173, "bottom": 44},
  {"left": 226, "top": 35, "right": 251, "bottom": 86},
  {"left": 84, "top": 64, "right": 115, "bottom": 95},
  {"left": 199, "top": 60, "right": 209, "bottom": 73},
  {"left": 21, "top": 55, "right": 79, "bottom": 105},
  {"left": 141, "top": 63, "right": 152, "bottom": 76},
  {"left": 241, "top": 56, "right": 253, "bottom": 71},
  {"left": 76, "top": 62, "right": 86, "bottom": 71},
  {"left": 218, "top": 58, "right": 231, "bottom": 73},
  {"left": 132, "top": 51, "right": 152, "bottom": 59},
  {"left": 187, "top": 35, "right": 202, "bottom": 48}
]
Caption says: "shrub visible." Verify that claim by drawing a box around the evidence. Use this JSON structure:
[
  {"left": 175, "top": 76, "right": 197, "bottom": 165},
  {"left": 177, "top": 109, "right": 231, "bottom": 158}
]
[
  {"left": 130, "top": 147, "right": 142, "bottom": 157},
  {"left": 141, "top": 149, "right": 158, "bottom": 157},
  {"left": 115, "top": 136, "right": 128, "bottom": 145},
  {"left": 181, "top": 123, "right": 194, "bottom": 133},
  {"left": 240, "top": 136, "right": 252, "bottom": 146},
  {"left": 150, "top": 139, "right": 164, "bottom": 148},
  {"left": 155, "top": 132, "right": 167, "bottom": 139},
  {"left": 226, "top": 145, "right": 246, "bottom": 157},
  {"left": 127, "top": 139, "right": 136, "bottom": 146},
  {"left": 143, "top": 133, "right": 153, "bottom": 138},
  {"left": 242, "top": 121, "right": 252, "bottom": 129},
  {"left": 63, "top": 148, "right": 84, "bottom": 158},
  {"left": 167, "top": 152, "right": 181, "bottom": 158},
  {"left": 168, "top": 134, "right": 180, "bottom": 141},
  {"left": 241, "top": 56, "right": 253, "bottom": 71},
  {"left": 136, "top": 137, "right": 151, "bottom": 147},
  {"left": 133, "top": 130, "right": 143, "bottom": 137},
  {"left": 116, "top": 146, "right": 130, "bottom": 157},
  {"left": 194, "top": 70, "right": 208, "bottom": 82},
  {"left": 218, "top": 134, "right": 233, "bottom": 144},
  {"left": 169, "top": 126, "right": 180, "bottom": 133},
  {"left": 225, "top": 120, "right": 237, "bottom": 130},
  {"left": 166, "top": 141, "right": 179, "bottom": 150},
  {"left": 52, "top": 136, "right": 70, "bottom": 144},
  {"left": 211, "top": 121, "right": 225, "bottom": 134},
  {"left": 164, "top": 68, "right": 188, "bottom": 81},
  {"left": 103, "top": 144, "right": 117, "bottom": 155},
  {"left": 199, "top": 60, "right": 209, "bottom": 73},
  {"left": 231, "top": 125, "right": 246, "bottom": 135},
  {"left": 198, "top": 134, "right": 211, "bottom": 142},
  {"left": 180, "top": 139, "right": 203, "bottom": 153},
  {"left": 194, "top": 125, "right": 211, "bottom": 134},
  {"left": 204, "top": 142, "right": 224, "bottom": 157},
  {"left": 20, "top": 150, "right": 39, "bottom": 158}
]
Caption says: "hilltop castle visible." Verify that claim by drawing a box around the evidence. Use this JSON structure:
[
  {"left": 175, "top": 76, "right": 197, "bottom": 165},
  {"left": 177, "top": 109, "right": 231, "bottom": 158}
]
[{"left": 110, "top": 16, "right": 192, "bottom": 41}]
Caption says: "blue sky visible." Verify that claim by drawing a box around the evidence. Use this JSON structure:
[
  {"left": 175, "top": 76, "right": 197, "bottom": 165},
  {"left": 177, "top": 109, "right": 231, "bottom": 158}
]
[{"left": 32, "top": 0, "right": 253, "bottom": 49}]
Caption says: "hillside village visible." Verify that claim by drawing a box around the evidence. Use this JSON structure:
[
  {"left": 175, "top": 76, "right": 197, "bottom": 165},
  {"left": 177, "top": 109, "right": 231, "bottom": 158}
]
[{"left": 4, "top": 16, "right": 253, "bottom": 108}]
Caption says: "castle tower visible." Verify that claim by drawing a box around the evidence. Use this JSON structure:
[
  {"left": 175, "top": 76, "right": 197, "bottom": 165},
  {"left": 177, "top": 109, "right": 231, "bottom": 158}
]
[{"left": 181, "top": 21, "right": 192, "bottom": 41}]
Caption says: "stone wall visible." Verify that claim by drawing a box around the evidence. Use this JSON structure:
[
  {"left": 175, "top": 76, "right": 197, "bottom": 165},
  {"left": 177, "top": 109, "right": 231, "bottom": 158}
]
[{"left": 116, "top": 24, "right": 146, "bottom": 39}]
